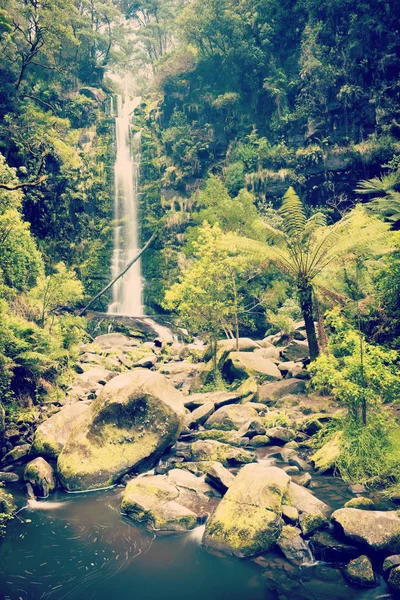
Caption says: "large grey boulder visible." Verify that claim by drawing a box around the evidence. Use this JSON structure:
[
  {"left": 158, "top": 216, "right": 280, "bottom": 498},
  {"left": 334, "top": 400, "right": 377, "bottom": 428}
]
[
  {"left": 203, "top": 465, "right": 289, "bottom": 557},
  {"left": 331, "top": 508, "right": 400, "bottom": 553},
  {"left": 204, "top": 404, "right": 258, "bottom": 431},
  {"left": 204, "top": 462, "right": 235, "bottom": 494},
  {"left": 258, "top": 379, "right": 306, "bottom": 403},
  {"left": 203, "top": 338, "right": 261, "bottom": 362},
  {"left": 58, "top": 370, "right": 186, "bottom": 491},
  {"left": 185, "top": 402, "right": 215, "bottom": 428},
  {"left": 121, "top": 470, "right": 213, "bottom": 532},
  {"left": 24, "top": 457, "right": 56, "bottom": 498},
  {"left": 276, "top": 525, "right": 310, "bottom": 564},
  {"left": 31, "top": 404, "right": 89, "bottom": 459},
  {"left": 223, "top": 352, "right": 282, "bottom": 383},
  {"left": 280, "top": 340, "right": 309, "bottom": 361}
]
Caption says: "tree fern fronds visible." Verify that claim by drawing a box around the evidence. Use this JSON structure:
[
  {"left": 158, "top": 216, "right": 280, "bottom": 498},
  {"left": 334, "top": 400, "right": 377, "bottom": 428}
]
[
  {"left": 355, "top": 172, "right": 400, "bottom": 196},
  {"left": 260, "top": 221, "right": 288, "bottom": 247},
  {"left": 280, "top": 186, "right": 307, "bottom": 237},
  {"left": 303, "top": 211, "right": 327, "bottom": 235}
]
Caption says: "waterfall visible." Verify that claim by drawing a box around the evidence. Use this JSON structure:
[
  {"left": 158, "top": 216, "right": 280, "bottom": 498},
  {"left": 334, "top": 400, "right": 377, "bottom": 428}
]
[{"left": 108, "top": 95, "right": 144, "bottom": 316}]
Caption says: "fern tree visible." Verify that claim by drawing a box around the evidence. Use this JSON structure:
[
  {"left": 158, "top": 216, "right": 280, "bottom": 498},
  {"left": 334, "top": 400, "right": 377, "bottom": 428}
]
[
  {"left": 355, "top": 172, "right": 400, "bottom": 225},
  {"left": 228, "top": 187, "right": 390, "bottom": 361}
]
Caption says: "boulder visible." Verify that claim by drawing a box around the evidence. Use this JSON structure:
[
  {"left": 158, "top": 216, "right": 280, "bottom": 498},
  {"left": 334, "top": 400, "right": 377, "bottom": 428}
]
[
  {"left": 203, "top": 338, "right": 261, "bottom": 362},
  {"left": 185, "top": 390, "right": 243, "bottom": 411},
  {"left": 280, "top": 340, "right": 309, "bottom": 361},
  {"left": 310, "top": 530, "right": 359, "bottom": 562},
  {"left": 286, "top": 481, "right": 330, "bottom": 537},
  {"left": 24, "top": 457, "right": 56, "bottom": 498},
  {"left": 92, "top": 333, "right": 136, "bottom": 350},
  {"left": 121, "top": 474, "right": 204, "bottom": 532},
  {"left": 31, "top": 404, "right": 89, "bottom": 459},
  {"left": 204, "top": 462, "right": 235, "bottom": 494},
  {"left": 58, "top": 370, "right": 186, "bottom": 491},
  {"left": 259, "top": 379, "right": 306, "bottom": 404},
  {"left": 383, "top": 555, "right": 400, "bottom": 573},
  {"left": 265, "top": 427, "right": 295, "bottom": 444},
  {"left": 204, "top": 404, "right": 258, "bottom": 431},
  {"left": 237, "top": 419, "right": 266, "bottom": 439},
  {"left": 2, "top": 444, "right": 31, "bottom": 465},
  {"left": 254, "top": 346, "right": 281, "bottom": 361},
  {"left": 190, "top": 440, "right": 256, "bottom": 466},
  {"left": 223, "top": 352, "right": 282, "bottom": 383},
  {"left": 389, "top": 566, "right": 400, "bottom": 592},
  {"left": 0, "top": 471, "right": 19, "bottom": 483},
  {"left": 344, "top": 497, "right": 375, "bottom": 510},
  {"left": 277, "top": 525, "right": 310, "bottom": 564},
  {"left": 343, "top": 555, "right": 376, "bottom": 587},
  {"left": 158, "top": 361, "right": 202, "bottom": 392},
  {"left": 185, "top": 402, "right": 215, "bottom": 429},
  {"left": 311, "top": 431, "right": 343, "bottom": 474},
  {"left": 203, "top": 465, "right": 290, "bottom": 557},
  {"left": 331, "top": 508, "right": 400, "bottom": 553},
  {"left": 134, "top": 355, "right": 157, "bottom": 369},
  {"left": 281, "top": 504, "right": 299, "bottom": 525}
]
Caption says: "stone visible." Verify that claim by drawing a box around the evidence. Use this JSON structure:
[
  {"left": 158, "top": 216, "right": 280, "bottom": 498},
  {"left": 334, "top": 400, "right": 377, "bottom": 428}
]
[
  {"left": 294, "top": 472, "right": 312, "bottom": 488},
  {"left": 203, "top": 338, "right": 261, "bottom": 362},
  {"left": 331, "top": 508, "right": 400, "bottom": 553},
  {"left": 31, "top": 404, "right": 89, "bottom": 459},
  {"left": 383, "top": 555, "right": 400, "bottom": 573},
  {"left": 344, "top": 497, "right": 375, "bottom": 510},
  {"left": 343, "top": 555, "right": 376, "bottom": 587},
  {"left": 134, "top": 355, "right": 157, "bottom": 369},
  {"left": 58, "top": 370, "right": 186, "bottom": 491},
  {"left": 184, "top": 429, "right": 241, "bottom": 446},
  {"left": 310, "top": 530, "right": 360, "bottom": 562},
  {"left": 281, "top": 504, "right": 299, "bottom": 525},
  {"left": 190, "top": 440, "right": 256, "bottom": 466},
  {"left": 280, "top": 340, "right": 309, "bottom": 361},
  {"left": 253, "top": 346, "right": 281, "bottom": 361},
  {"left": 223, "top": 352, "right": 282, "bottom": 383},
  {"left": 289, "top": 455, "right": 312, "bottom": 471},
  {"left": 75, "top": 367, "right": 116, "bottom": 387},
  {"left": 247, "top": 435, "right": 271, "bottom": 448},
  {"left": 204, "top": 462, "right": 235, "bottom": 494},
  {"left": 277, "top": 361, "right": 309, "bottom": 379},
  {"left": 287, "top": 482, "right": 330, "bottom": 519},
  {"left": 299, "top": 513, "right": 328, "bottom": 537},
  {"left": 184, "top": 390, "right": 242, "bottom": 411},
  {"left": 258, "top": 379, "right": 306, "bottom": 404},
  {"left": 93, "top": 333, "right": 135, "bottom": 349},
  {"left": 203, "top": 465, "right": 290, "bottom": 557},
  {"left": 311, "top": 431, "right": 343, "bottom": 474},
  {"left": 277, "top": 525, "right": 311, "bottom": 564},
  {"left": 158, "top": 361, "right": 202, "bottom": 392},
  {"left": 2, "top": 444, "right": 31, "bottom": 465},
  {"left": 24, "top": 457, "right": 56, "bottom": 498},
  {"left": 236, "top": 418, "right": 266, "bottom": 439},
  {"left": 167, "top": 468, "right": 214, "bottom": 496},
  {"left": 0, "top": 471, "right": 19, "bottom": 483},
  {"left": 121, "top": 474, "right": 205, "bottom": 532},
  {"left": 185, "top": 402, "right": 215, "bottom": 429},
  {"left": 265, "top": 427, "right": 295, "bottom": 444},
  {"left": 204, "top": 404, "right": 258, "bottom": 431},
  {"left": 389, "top": 566, "right": 400, "bottom": 592}
]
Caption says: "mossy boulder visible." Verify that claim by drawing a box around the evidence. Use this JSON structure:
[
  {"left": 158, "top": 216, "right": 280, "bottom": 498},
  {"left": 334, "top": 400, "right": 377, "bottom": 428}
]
[
  {"left": 2, "top": 444, "right": 31, "bottom": 465},
  {"left": 31, "top": 404, "right": 89, "bottom": 459},
  {"left": 24, "top": 457, "right": 56, "bottom": 498},
  {"left": 223, "top": 352, "right": 282, "bottom": 383},
  {"left": 121, "top": 470, "right": 212, "bottom": 532},
  {"left": 203, "top": 465, "right": 289, "bottom": 557},
  {"left": 343, "top": 555, "right": 376, "bottom": 587},
  {"left": 331, "top": 508, "right": 400, "bottom": 553},
  {"left": 204, "top": 404, "right": 258, "bottom": 431},
  {"left": 58, "top": 370, "right": 186, "bottom": 491},
  {"left": 389, "top": 565, "right": 400, "bottom": 592},
  {"left": 258, "top": 379, "right": 306, "bottom": 404},
  {"left": 190, "top": 440, "right": 256, "bottom": 466},
  {"left": 344, "top": 497, "right": 375, "bottom": 510},
  {"left": 0, "top": 487, "right": 16, "bottom": 536},
  {"left": 311, "top": 431, "right": 343, "bottom": 474},
  {"left": 204, "top": 462, "right": 235, "bottom": 494},
  {"left": 310, "top": 530, "right": 359, "bottom": 562},
  {"left": 286, "top": 482, "right": 330, "bottom": 533}
]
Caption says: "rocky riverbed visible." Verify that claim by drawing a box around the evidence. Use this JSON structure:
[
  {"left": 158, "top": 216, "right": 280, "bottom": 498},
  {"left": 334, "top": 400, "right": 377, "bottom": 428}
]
[{"left": 1, "top": 325, "right": 399, "bottom": 598}]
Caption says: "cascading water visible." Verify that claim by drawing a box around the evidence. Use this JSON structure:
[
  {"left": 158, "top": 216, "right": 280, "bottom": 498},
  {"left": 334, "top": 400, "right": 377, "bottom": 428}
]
[{"left": 108, "top": 95, "right": 143, "bottom": 316}]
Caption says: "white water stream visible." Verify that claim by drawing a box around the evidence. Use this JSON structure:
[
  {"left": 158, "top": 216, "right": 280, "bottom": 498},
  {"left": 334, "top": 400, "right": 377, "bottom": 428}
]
[{"left": 108, "top": 95, "right": 144, "bottom": 316}]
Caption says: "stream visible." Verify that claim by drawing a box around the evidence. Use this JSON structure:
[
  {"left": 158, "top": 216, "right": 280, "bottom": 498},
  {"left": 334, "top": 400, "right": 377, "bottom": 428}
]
[{"left": 0, "top": 474, "right": 395, "bottom": 600}]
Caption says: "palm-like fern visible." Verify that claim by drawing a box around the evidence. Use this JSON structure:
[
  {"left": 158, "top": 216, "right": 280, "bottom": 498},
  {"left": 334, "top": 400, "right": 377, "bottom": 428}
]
[
  {"left": 355, "top": 172, "right": 400, "bottom": 224},
  {"left": 227, "top": 187, "right": 390, "bottom": 360}
]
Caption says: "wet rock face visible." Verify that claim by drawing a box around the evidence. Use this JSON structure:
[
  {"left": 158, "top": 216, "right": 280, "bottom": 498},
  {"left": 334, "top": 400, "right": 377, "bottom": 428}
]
[
  {"left": 331, "top": 508, "right": 400, "bottom": 554},
  {"left": 203, "top": 465, "right": 290, "bottom": 557},
  {"left": 24, "top": 457, "right": 56, "bottom": 498},
  {"left": 57, "top": 370, "right": 186, "bottom": 492}
]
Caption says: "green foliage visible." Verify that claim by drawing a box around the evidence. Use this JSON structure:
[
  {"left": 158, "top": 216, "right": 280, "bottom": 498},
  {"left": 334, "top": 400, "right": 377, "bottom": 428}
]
[
  {"left": 309, "top": 309, "right": 400, "bottom": 424},
  {"left": 266, "top": 298, "right": 302, "bottom": 336},
  {"left": 28, "top": 262, "right": 84, "bottom": 326}
]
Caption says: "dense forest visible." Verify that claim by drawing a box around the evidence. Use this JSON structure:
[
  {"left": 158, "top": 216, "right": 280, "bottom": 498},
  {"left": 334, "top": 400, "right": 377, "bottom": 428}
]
[{"left": 1, "top": 1, "right": 400, "bottom": 598}]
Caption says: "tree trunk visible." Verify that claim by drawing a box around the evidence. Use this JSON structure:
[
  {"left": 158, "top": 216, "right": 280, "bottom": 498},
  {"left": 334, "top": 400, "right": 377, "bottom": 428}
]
[{"left": 299, "top": 283, "right": 320, "bottom": 361}]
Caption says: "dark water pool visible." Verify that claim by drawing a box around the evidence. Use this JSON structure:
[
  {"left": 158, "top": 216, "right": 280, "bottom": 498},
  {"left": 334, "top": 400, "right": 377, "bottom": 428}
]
[{"left": 0, "top": 486, "right": 395, "bottom": 600}]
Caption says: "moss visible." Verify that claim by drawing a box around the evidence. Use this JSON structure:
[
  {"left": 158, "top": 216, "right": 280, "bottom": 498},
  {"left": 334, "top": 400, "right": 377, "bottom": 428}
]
[
  {"left": 300, "top": 513, "right": 328, "bottom": 537},
  {"left": 344, "top": 497, "right": 375, "bottom": 510},
  {"left": 311, "top": 431, "right": 343, "bottom": 474},
  {"left": 192, "top": 430, "right": 242, "bottom": 446}
]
